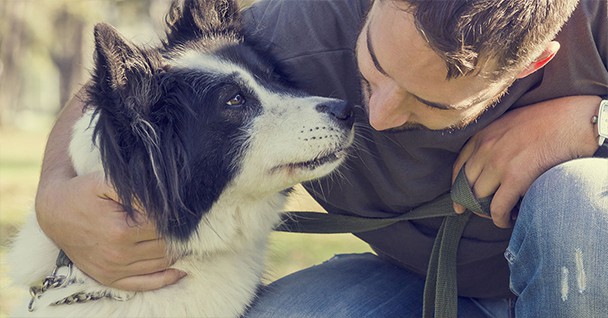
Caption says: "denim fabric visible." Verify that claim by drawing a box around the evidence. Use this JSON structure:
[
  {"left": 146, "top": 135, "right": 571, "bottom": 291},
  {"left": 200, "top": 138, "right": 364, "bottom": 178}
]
[
  {"left": 246, "top": 158, "right": 607, "bottom": 318},
  {"left": 507, "top": 158, "right": 608, "bottom": 317},
  {"left": 246, "top": 253, "right": 512, "bottom": 317}
]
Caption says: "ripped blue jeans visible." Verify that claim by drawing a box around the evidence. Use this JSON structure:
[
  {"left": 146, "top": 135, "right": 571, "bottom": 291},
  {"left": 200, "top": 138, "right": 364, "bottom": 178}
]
[
  {"left": 506, "top": 157, "right": 608, "bottom": 316},
  {"left": 246, "top": 158, "right": 608, "bottom": 317}
]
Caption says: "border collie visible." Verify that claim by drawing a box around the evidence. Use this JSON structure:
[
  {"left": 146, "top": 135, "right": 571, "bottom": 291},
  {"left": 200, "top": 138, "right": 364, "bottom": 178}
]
[{"left": 8, "top": 0, "right": 354, "bottom": 316}]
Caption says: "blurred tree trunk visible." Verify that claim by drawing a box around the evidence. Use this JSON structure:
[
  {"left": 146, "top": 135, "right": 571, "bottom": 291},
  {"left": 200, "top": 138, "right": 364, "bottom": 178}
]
[
  {"left": 50, "top": 5, "right": 85, "bottom": 111},
  {"left": 0, "top": 1, "right": 27, "bottom": 127}
]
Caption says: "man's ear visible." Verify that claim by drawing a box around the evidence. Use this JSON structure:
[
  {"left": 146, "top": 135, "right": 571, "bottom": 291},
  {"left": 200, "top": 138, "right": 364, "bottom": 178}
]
[{"left": 516, "top": 41, "right": 561, "bottom": 79}]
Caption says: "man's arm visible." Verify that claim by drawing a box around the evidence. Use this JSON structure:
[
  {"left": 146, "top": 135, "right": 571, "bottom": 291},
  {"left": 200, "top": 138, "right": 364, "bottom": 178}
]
[
  {"left": 35, "top": 89, "right": 184, "bottom": 290},
  {"left": 452, "top": 95, "right": 601, "bottom": 228}
]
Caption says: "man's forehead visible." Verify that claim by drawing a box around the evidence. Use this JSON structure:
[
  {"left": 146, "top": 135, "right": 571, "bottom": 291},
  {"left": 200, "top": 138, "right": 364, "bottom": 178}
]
[
  {"left": 364, "top": 2, "right": 510, "bottom": 109},
  {"left": 366, "top": 2, "right": 445, "bottom": 78}
]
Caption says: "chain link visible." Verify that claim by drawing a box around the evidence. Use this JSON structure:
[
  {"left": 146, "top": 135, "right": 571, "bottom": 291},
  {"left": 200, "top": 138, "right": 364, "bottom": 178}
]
[
  {"left": 51, "top": 290, "right": 110, "bottom": 306},
  {"left": 29, "top": 263, "right": 74, "bottom": 311},
  {"left": 27, "top": 263, "right": 131, "bottom": 312}
]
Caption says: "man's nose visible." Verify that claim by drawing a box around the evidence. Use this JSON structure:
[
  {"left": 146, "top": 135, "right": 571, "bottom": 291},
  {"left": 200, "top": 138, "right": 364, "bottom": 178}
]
[{"left": 367, "top": 85, "right": 410, "bottom": 130}]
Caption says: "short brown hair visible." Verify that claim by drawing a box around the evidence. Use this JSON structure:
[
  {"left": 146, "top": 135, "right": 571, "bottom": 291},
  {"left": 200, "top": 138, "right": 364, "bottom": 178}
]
[{"left": 391, "top": 0, "right": 580, "bottom": 79}]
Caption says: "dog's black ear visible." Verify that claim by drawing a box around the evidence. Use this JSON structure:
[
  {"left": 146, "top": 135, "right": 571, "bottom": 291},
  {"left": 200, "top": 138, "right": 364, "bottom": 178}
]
[
  {"left": 92, "top": 23, "right": 161, "bottom": 109},
  {"left": 89, "top": 23, "right": 168, "bottom": 225},
  {"left": 164, "top": 0, "right": 241, "bottom": 46}
]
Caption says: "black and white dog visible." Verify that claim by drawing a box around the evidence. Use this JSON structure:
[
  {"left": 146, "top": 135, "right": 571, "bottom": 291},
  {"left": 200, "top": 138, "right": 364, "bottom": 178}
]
[{"left": 9, "top": 0, "right": 354, "bottom": 316}]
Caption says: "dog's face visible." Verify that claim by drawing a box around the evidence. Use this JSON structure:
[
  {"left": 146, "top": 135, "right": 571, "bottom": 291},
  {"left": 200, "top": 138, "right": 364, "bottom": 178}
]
[{"left": 84, "top": 0, "right": 354, "bottom": 242}]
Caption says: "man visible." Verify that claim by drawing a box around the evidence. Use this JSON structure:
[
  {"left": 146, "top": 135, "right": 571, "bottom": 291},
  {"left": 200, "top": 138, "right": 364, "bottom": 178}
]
[{"left": 35, "top": 0, "right": 607, "bottom": 316}]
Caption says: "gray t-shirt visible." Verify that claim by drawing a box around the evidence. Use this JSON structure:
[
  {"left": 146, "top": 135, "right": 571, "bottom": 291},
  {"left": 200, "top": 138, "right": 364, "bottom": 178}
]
[{"left": 243, "top": 0, "right": 608, "bottom": 298}]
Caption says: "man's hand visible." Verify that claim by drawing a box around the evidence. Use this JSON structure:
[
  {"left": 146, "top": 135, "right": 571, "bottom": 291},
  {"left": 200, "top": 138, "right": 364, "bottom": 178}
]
[
  {"left": 36, "top": 173, "right": 185, "bottom": 291},
  {"left": 453, "top": 95, "right": 601, "bottom": 228},
  {"left": 35, "top": 91, "right": 184, "bottom": 291}
]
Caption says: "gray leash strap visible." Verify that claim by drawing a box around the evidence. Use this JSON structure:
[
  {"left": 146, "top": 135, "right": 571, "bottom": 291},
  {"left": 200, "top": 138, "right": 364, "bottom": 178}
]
[
  {"left": 276, "top": 168, "right": 492, "bottom": 318},
  {"left": 426, "top": 170, "right": 491, "bottom": 318},
  {"left": 276, "top": 192, "right": 455, "bottom": 233},
  {"left": 423, "top": 211, "right": 472, "bottom": 318}
]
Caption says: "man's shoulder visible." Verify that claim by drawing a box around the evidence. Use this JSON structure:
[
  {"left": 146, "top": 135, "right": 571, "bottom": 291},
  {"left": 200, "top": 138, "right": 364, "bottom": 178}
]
[
  {"left": 507, "top": 0, "right": 607, "bottom": 108},
  {"left": 554, "top": 0, "right": 606, "bottom": 65},
  {"left": 572, "top": 0, "right": 606, "bottom": 55},
  {"left": 242, "top": 0, "right": 369, "bottom": 61},
  {"left": 244, "top": 0, "right": 369, "bottom": 26}
]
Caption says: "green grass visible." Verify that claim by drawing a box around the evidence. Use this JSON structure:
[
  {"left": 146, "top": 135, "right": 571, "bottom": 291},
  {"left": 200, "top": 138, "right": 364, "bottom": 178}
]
[{"left": 0, "top": 126, "right": 371, "bottom": 315}]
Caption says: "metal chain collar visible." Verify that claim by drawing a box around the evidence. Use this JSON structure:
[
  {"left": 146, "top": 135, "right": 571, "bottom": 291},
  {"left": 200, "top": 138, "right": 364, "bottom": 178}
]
[
  {"left": 28, "top": 262, "right": 131, "bottom": 312},
  {"left": 50, "top": 289, "right": 112, "bottom": 306}
]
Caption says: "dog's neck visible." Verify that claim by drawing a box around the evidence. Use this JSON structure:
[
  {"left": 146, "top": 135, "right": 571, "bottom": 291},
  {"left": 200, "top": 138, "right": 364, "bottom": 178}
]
[{"left": 169, "top": 187, "right": 286, "bottom": 259}]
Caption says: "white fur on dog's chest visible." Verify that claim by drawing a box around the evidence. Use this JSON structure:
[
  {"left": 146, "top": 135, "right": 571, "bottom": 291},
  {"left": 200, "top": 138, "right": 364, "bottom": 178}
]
[{"left": 9, "top": 196, "right": 284, "bottom": 317}]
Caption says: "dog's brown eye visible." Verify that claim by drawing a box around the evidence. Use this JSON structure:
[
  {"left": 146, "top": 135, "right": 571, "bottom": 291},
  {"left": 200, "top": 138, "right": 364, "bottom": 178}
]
[{"left": 226, "top": 94, "right": 245, "bottom": 106}]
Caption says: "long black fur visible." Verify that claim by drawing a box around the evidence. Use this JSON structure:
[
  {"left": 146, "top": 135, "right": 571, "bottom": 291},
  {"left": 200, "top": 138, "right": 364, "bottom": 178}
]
[{"left": 85, "top": 0, "right": 253, "bottom": 241}]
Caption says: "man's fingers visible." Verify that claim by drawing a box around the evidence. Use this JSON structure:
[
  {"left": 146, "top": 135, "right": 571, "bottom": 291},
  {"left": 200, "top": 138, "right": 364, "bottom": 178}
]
[
  {"left": 81, "top": 172, "right": 119, "bottom": 202},
  {"left": 470, "top": 167, "right": 500, "bottom": 199},
  {"left": 80, "top": 255, "right": 177, "bottom": 288},
  {"left": 97, "top": 175, "right": 120, "bottom": 201},
  {"left": 453, "top": 202, "right": 466, "bottom": 214},
  {"left": 131, "top": 239, "right": 170, "bottom": 261},
  {"left": 91, "top": 175, "right": 155, "bottom": 231},
  {"left": 110, "top": 269, "right": 187, "bottom": 292},
  {"left": 97, "top": 239, "right": 169, "bottom": 268},
  {"left": 452, "top": 141, "right": 476, "bottom": 215},
  {"left": 120, "top": 216, "right": 162, "bottom": 242},
  {"left": 452, "top": 139, "right": 476, "bottom": 183},
  {"left": 124, "top": 256, "right": 174, "bottom": 274},
  {"left": 453, "top": 166, "right": 500, "bottom": 219},
  {"left": 489, "top": 186, "right": 520, "bottom": 228}
]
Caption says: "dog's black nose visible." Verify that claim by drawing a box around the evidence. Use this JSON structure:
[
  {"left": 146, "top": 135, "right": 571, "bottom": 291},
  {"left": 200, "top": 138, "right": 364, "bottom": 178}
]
[{"left": 315, "top": 100, "right": 354, "bottom": 128}]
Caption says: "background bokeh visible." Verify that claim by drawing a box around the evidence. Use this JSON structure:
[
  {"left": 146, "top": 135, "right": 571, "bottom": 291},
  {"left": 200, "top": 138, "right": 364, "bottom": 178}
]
[{"left": 0, "top": 0, "right": 371, "bottom": 315}]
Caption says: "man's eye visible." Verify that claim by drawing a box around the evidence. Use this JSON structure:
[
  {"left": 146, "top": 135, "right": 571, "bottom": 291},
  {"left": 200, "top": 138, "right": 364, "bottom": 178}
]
[{"left": 226, "top": 94, "right": 245, "bottom": 106}]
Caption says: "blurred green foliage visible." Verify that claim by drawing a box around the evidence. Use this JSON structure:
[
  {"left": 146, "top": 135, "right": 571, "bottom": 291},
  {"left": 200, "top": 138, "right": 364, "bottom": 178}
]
[{"left": 0, "top": 0, "right": 256, "bottom": 128}]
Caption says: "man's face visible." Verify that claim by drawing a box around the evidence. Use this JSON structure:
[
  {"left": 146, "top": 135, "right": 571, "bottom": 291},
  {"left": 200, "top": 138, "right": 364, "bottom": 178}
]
[{"left": 356, "top": 0, "right": 511, "bottom": 131}]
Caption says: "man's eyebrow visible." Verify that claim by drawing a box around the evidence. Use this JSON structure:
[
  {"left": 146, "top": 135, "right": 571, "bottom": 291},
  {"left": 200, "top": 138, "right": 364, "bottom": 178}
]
[{"left": 366, "top": 24, "right": 390, "bottom": 77}]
